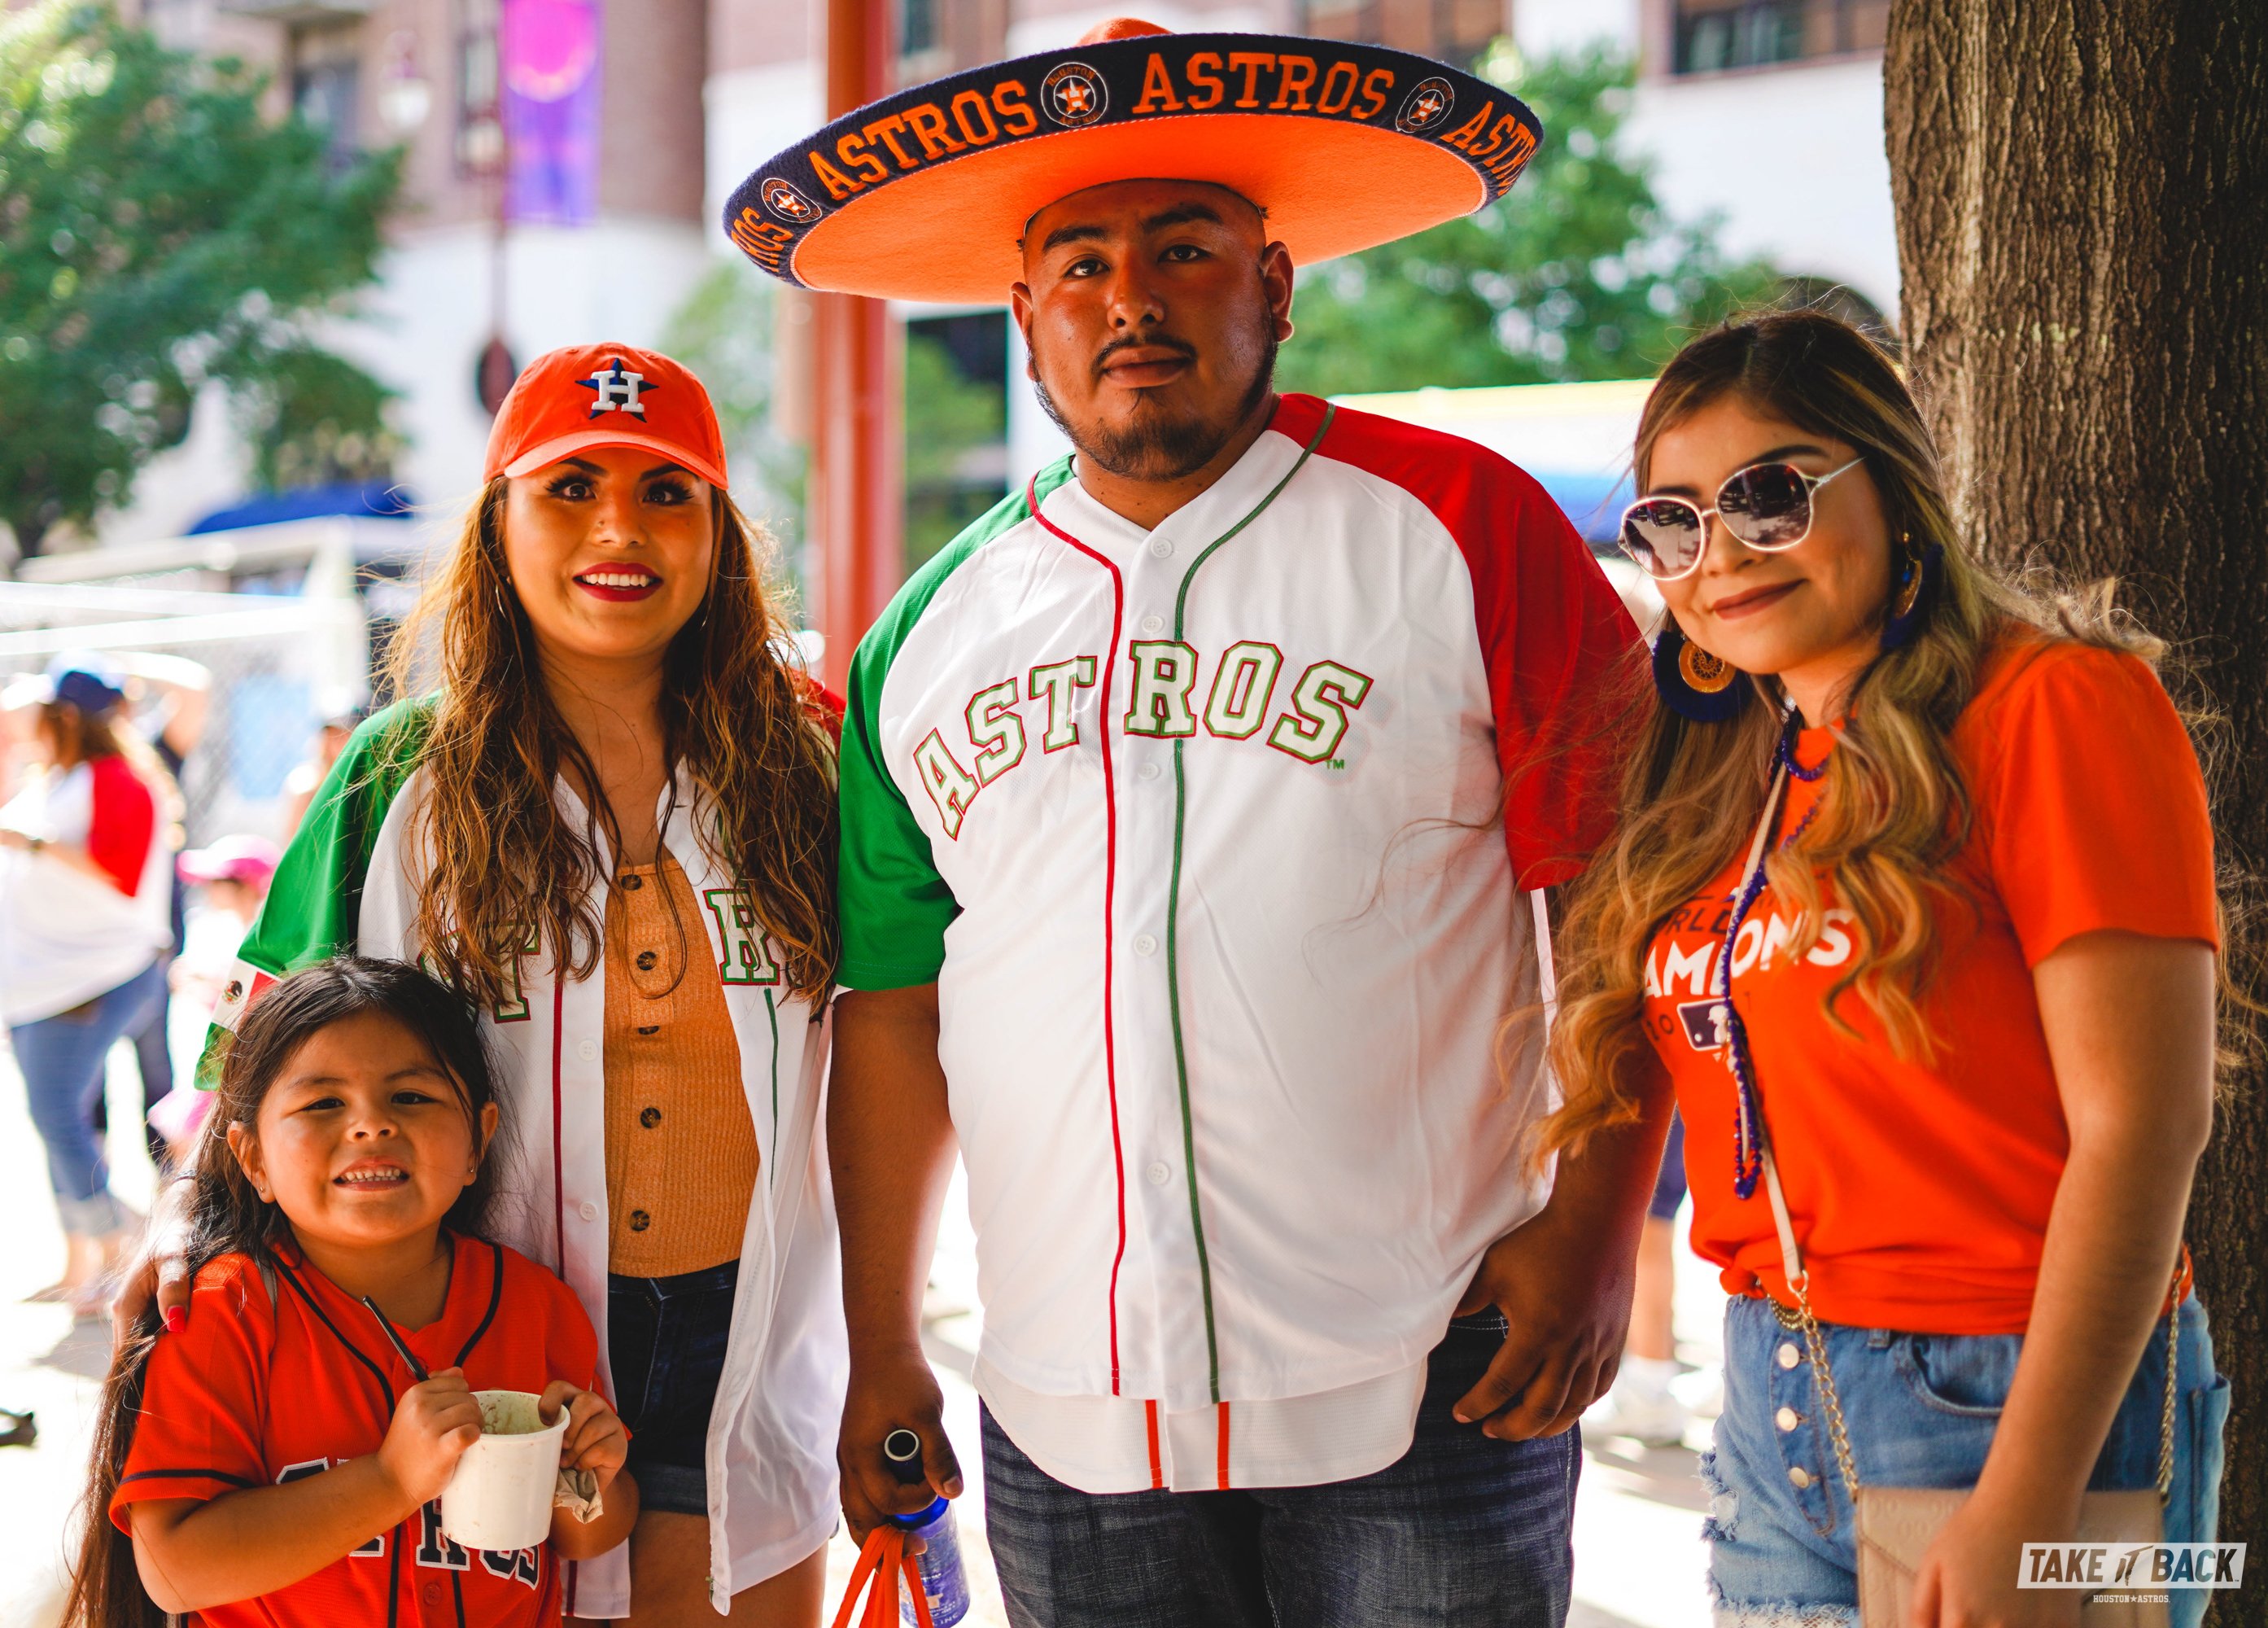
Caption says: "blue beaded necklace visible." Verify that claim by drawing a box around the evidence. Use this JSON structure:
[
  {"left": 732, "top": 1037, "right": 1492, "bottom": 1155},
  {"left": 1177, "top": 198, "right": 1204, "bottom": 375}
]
[{"left": 1721, "top": 714, "right": 1825, "bottom": 1198}]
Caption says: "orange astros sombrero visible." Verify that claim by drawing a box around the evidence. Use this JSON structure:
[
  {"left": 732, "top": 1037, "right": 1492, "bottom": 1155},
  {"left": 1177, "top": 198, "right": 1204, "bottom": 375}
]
[{"left": 722, "top": 17, "right": 1542, "bottom": 304}]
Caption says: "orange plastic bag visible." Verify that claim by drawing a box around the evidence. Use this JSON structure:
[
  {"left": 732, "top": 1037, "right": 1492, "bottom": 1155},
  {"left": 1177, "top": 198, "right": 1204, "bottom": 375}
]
[{"left": 830, "top": 1525, "right": 937, "bottom": 1628}]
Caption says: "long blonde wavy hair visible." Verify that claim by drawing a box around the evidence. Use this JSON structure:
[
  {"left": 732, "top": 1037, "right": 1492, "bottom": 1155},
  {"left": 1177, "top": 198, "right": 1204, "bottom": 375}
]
[
  {"left": 1534, "top": 309, "right": 2175, "bottom": 1166},
  {"left": 385, "top": 477, "right": 838, "bottom": 1006}
]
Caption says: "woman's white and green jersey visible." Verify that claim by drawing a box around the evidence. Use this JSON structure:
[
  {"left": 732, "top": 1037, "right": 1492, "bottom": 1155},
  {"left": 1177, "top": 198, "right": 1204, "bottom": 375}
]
[
  {"left": 837, "top": 393, "right": 1637, "bottom": 1494},
  {"left": 200, "top": 700, "right": 846, "bottom": 1618}
]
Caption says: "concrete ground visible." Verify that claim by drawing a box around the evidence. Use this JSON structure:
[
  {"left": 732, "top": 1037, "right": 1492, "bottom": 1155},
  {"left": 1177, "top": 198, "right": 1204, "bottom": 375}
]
[{"left": 0, "top": 1047, "right": 1726, "bottom": 1628}]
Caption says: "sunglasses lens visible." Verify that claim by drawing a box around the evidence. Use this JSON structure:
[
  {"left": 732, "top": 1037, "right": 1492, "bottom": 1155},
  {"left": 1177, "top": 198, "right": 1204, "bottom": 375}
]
[
  {"left": 1720, "top": 463, "right": 1812, "bottom": 547},
  {"left": 1621, "top": 499, "right": 1706, "bottom": 578}
]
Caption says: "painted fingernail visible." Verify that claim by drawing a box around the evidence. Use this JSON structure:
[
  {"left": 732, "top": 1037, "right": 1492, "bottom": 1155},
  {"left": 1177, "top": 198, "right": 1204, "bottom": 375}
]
[{"left": 163, "top": 1308, "right": 186, "bottom": 1334}]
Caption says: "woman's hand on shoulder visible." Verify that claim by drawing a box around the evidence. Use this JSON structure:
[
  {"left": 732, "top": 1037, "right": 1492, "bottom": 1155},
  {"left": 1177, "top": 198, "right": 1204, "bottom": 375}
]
[{"left": 112, "top": 1178, "right": 198, "bottom": 1346}]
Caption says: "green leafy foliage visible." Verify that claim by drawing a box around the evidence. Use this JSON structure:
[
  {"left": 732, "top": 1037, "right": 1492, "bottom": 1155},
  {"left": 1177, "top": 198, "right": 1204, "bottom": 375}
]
[
  {"left": 662, "top": 259, "right": 810, "bottom": 555},
  {"left": 0, "top": 1, "right": 400, "bottom": 557},
  {"left": 1275, "top": 42, "right": 1782, "bottom": 396},
  {"left": 903, "top": 327, "right": 1006, "bottom": 572}
]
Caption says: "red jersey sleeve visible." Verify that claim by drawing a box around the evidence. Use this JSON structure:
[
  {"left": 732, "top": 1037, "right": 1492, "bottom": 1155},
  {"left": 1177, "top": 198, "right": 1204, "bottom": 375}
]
[
  {"left": 85, "top": 756, "right": 157, "bottom": 896},
  {"left": 1973, "top": 642, "right": 2220, "bottom": 965},
  {"left": 111, "top": 1255, "right": 275, "bottom": 1529},
  {"left": 1291, "top": 397, "right": 1641, "bottom": 889}
]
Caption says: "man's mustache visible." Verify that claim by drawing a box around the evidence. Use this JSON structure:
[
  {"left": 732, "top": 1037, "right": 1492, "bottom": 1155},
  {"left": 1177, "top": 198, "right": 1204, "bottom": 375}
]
[{"left": 1092, "top": 333, "right": 1198, "bottom": 379}]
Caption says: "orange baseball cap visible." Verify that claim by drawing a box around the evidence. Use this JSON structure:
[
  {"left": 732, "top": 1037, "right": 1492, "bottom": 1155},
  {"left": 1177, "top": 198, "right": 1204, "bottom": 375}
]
[{"left": 483, "top": 342, "right": 730, "bottom": 491}]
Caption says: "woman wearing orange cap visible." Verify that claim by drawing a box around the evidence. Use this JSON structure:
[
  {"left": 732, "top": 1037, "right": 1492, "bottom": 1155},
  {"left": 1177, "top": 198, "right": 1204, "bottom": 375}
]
[{"left": 133, "top": 344, "right": 843, "bottom": 1626}]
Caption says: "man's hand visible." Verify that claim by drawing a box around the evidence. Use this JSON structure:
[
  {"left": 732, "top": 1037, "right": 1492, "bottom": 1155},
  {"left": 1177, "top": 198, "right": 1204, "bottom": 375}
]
[
  {"left": 1451, "top": 1201, "right": 1641, "bottom": 1440},
  {"left": 837, "top": 1346, "right": 961, "bottom": 1545}
]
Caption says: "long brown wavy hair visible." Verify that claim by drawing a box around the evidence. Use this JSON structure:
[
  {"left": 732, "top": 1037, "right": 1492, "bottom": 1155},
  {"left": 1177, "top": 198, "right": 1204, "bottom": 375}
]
[
  {"left": 1534, "top": 309, "right": 2187, "bottom": 1165},
  {"left": 385, "top": 477, "right": 837, "bottom": 1005}
]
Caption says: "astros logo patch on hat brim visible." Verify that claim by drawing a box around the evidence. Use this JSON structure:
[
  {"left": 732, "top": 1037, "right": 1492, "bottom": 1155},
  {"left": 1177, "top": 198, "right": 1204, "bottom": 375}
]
[{"left": 723, "top": 22, "right": 1541, "bottom": 305}]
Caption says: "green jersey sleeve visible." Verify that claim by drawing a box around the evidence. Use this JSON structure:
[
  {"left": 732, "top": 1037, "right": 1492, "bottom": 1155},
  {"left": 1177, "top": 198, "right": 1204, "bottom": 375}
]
[
  {"left": 836, "top": 473, "right": 1067, "bottom": 989},
  {"left": 194, "top": 699, "right": 435, "bottom": 1086}
]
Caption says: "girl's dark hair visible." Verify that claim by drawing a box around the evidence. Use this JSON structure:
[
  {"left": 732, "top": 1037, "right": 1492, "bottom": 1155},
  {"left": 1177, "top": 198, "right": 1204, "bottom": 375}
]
[{"left": 67, "top": 957, "right": 503, "bottom": 1628}]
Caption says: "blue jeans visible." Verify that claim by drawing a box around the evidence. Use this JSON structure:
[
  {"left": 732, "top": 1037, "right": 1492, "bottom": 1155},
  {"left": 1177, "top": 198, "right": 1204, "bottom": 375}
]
[
  {"left": 11, "top": 959, "right": 166, "bottom": 1237},
  {"left": 606, "top": 1258, "right": 739, "bottom": 1517},
  {"left": 981, "top": 1313, "right": 1580, "bottom": 1628},
  {"left": 1705, "top": 1293, "right": 2230, "bottom": 1628}
]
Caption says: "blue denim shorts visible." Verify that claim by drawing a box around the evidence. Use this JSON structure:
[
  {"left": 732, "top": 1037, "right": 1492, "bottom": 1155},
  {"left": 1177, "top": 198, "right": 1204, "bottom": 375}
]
[
  {"left": 1703, "top": 1293, "right": 2230, "bottom": 1628},
  {"left": 607, "top": 1258, "right": 739, "bottom": 1518},
  {"left": 980, "top": 1311, "right": 1580, "bottom": 1628}
]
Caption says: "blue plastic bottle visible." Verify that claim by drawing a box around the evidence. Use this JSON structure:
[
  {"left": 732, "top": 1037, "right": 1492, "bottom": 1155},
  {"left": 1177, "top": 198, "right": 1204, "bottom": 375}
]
[
  {"left": 891, "top": 1494, "right": 971, "bottom": 1626},
  {"left": 883, "top": 1429, "right": 969, "bottom": 1627}
]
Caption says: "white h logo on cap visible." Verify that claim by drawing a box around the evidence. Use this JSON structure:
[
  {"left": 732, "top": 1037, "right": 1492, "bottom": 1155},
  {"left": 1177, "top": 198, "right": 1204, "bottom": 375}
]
[{"left": 582, "top": 358, "right": 651, "bottom": 418}]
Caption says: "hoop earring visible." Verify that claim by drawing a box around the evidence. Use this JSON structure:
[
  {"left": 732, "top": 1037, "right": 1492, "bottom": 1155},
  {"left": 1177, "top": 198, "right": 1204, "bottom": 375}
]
[
  {"left": 1881, "top": 536, "right": 1942, "bottom": 654},
  {"left": 1653, "top": 620, "right": 1746, "bottom": 723}
]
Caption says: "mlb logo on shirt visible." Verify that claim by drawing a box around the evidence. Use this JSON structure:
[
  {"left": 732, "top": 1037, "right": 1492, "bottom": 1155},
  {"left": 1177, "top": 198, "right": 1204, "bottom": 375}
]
[{"left": 1676, "top": 997, "right": 1730, "bottom": 1053}]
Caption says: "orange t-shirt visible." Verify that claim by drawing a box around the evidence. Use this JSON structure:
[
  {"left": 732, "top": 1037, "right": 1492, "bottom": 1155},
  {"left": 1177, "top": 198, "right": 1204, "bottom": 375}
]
[
  {"left": 1641, "top": 639, "right": 2218, "bottom": 1334},
  {"left": 111, "top": 1234, "right": 602, "bottom": 1628}
]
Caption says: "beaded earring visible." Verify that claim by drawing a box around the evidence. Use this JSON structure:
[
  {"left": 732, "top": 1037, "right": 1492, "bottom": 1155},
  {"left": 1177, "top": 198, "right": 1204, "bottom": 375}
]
[
  {"left": 1880, "top": 534, "right": 1943, "bottom": 654},
  {"left": 1652, "top": 620, "right": 1746, "bottom": 723}
]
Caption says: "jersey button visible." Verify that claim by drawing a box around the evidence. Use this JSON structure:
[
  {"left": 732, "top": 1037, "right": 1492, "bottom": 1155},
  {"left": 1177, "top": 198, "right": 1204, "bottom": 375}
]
[
  {"left": 1139, "top": 615, "right": 1164, "bottom": 634},
  {"left": 1132, "top": 934, "right": 1158, "bottom": 956},
  {"left": 1138, "top": 762, "right": 1161, "bottom": 781},
  {"left": 423, "top": 1582, "right": 443, "bottom": 1604},
  {"left": 1146, "top": 1161, "right": 1172, "bottom": 1186},
  {"left": 578, "top": 1039, "right": 596, "bottom": 1061},
  {"left": 629, "top": 1209, "right": 652, "bottom": 1232},
  {"left": 1148, "top": 539, "right": 1172, "bottom": 558},
  {"left": 636, "top": 949, "right": 658, "bottom": 971},
  {"left": 640, "top": 1106, "right": 662, "bottom": 1129},
  {"left": 579, "top": 1201, "right": 599, "bottom": 1221}
]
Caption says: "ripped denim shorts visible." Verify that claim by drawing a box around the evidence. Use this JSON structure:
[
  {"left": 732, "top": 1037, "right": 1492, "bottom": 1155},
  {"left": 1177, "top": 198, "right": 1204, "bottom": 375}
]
[{"left": 1702, "top": 1293, "right": 2229, "bottom": 1628}]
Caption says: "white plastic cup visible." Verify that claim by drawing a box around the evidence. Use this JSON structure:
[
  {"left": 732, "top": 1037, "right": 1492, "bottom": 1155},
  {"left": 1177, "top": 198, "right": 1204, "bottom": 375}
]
[{"left": 439, "top": 1389, "right": 566, "bottom": 1551}]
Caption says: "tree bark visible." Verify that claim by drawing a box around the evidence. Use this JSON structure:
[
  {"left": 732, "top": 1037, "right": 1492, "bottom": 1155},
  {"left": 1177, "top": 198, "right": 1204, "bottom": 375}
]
[{"left": 1887, "top": 2, "right": 2268, "bottom": 1608}]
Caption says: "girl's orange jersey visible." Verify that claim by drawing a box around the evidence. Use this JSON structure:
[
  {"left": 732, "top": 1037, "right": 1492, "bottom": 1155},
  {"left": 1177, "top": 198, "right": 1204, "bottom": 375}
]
[
  {"left": 1642, "top": 638, "right": 2218, "bottom": 1334},
  {"left": 111, "top": 1234, "right": 605, "bottom": 1627}
]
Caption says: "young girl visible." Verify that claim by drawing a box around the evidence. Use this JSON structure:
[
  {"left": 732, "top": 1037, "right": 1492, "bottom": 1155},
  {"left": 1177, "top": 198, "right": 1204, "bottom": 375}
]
[
  {"left": 1545, "top": 311, "right": 2230, "bottom": 1628},
  {"left": 71, "top": 957, "right": 639, "bottom": 1627}
]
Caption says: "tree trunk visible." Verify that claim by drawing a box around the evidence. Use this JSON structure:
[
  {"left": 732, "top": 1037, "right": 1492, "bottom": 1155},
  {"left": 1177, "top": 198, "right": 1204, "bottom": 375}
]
[{"left": 1887, "top": 2, "right": 2268, "bottom": 1608}]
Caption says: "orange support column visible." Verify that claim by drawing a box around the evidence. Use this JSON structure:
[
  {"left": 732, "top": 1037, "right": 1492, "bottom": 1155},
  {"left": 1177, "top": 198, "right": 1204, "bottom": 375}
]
[{"left": 811, "top": 0, "right": 900, "bottom": 696}]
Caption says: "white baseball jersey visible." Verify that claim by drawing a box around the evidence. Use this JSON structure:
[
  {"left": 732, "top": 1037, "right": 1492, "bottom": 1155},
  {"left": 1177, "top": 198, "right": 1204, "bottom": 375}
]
[{"left": 839, "top": 393, "right": 1634, "bottom": 1492}]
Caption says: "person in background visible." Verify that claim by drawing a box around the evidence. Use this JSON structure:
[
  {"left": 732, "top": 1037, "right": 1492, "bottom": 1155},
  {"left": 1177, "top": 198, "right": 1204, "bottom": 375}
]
[
  {"left": 1584, "top": 1110, "right": 1693, "bottom": 1447},
  {"left": 0, "top": 653, "right": 179, "bottom": 1315},
  {"left": 1542, "top": 310, "right": 2229, "bottom": 1628},
  {"left": 108, "top": 652, "right": 211, "bottom": 1169},
  {"left": 149, "top": 834, "right": 282, "bottom": 1167},
  {"left": 280, "top": 707, "right": 364, "bottom": 838}
]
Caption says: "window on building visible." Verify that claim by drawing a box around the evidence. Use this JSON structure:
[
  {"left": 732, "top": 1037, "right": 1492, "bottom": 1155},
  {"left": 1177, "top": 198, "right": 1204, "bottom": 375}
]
[
  {"left": 899, "top": 0, "right": 938, "bottom": 57},
  {"left": 291, "top": 25, "right": 363, "bottom": 172},
  {"left": 1294, "top": 0, "right": 1501, "bottom": 67},
  {"left": 1670, "top": 0, "right": 1887, "bottom": 75},
  {"left": 457, "top": 0, "right": 502, "bottom": 173}
]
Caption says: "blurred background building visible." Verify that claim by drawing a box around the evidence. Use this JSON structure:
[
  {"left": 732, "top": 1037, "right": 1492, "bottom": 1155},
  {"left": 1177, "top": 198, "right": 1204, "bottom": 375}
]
[{"left": 0, "top": 0, "right": 1898, "bottom": 834}]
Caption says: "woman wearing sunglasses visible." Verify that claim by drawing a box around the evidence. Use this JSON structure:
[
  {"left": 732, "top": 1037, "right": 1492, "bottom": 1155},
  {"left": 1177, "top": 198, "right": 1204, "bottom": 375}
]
[{"left": 1541, "top": 310, "right": 2230, "bottom": 1628}]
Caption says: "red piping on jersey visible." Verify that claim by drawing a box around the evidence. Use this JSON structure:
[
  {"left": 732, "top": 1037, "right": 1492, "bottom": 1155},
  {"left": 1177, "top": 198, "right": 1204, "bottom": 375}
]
[
  {"left": 550, "top": 978, "right": 566, "bottom": 1276},
  {"left": 1215, "top": 1403, "right": 1231, "bottom": 1490},
  {"left": 1144, "top": 1400, "right": 1163, "bottom": 1490},
  {"left": 550, "top": 976, "right": 576, "bottom": 1617},
  {"left": 1026, "top": 475, "right": 1129, "bottom": 1394}
]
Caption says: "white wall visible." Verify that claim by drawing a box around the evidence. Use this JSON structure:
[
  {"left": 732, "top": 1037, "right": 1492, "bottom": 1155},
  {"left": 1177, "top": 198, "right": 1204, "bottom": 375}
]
[
  {"left": 1623, "top": 59, "right": 1898, "bottom": 316},
  {"left": 1512, "top": 1, "right": 1900, "bottom": 319}
]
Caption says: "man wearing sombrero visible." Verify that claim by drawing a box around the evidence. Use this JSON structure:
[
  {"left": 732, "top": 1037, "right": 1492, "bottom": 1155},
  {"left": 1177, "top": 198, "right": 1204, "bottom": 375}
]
[{"left": 729, "top": 20, "right": 1661, "bottom": 1626}]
